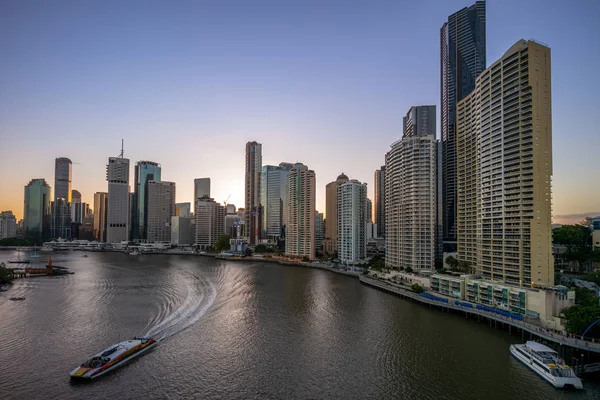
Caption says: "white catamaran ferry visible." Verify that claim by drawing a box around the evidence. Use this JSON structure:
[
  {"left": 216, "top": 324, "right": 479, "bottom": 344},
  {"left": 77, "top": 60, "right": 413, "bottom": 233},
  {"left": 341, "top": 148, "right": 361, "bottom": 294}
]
[
  {"left": 510, "top": 341, "right": 583, "bottom": 390},
  {"left": 70, "top": 337, "right": 158, "bottom": 379}
]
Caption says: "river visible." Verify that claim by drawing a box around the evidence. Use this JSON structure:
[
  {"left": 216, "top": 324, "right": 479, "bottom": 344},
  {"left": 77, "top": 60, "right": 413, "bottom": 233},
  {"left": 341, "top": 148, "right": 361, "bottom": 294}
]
[{"left": 0, "top": 251, "right": 598, "bottom": 399}]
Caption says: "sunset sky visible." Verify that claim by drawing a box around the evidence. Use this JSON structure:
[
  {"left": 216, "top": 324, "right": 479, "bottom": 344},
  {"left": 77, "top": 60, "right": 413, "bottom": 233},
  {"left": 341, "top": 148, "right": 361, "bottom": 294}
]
[{"left": 1, "top": 0, "right": 598, "bottom": 224}]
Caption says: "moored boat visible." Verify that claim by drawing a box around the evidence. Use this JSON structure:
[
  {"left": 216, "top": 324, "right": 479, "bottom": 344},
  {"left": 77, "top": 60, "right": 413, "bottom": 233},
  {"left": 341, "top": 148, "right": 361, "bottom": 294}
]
[
  {"left": 70, "top": 337, "right": 158, "bottom": 379},
  {"left": 510, "top": 341, "right": 583, "bottom": 390}
]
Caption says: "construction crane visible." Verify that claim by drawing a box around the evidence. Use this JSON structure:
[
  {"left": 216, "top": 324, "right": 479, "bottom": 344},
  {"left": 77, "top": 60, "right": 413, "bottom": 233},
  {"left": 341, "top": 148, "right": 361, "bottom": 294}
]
[{"left": 224, "top": 194, "right": 231, "bottom": 206}]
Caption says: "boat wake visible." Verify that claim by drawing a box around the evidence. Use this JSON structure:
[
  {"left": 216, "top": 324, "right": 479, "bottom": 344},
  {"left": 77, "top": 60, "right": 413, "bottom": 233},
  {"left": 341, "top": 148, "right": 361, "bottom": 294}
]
[{"left": 144, "top": 276, "right": 216, "bottom": 342}]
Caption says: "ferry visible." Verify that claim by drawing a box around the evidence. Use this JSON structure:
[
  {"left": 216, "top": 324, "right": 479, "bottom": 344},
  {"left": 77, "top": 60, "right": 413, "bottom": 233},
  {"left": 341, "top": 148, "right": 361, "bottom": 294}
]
[
  {"left": 510, "top": 341, "right": 583, "bottom": 390},
  {"left": 70, "top": 337, "right": 158, "bottom": 379}
]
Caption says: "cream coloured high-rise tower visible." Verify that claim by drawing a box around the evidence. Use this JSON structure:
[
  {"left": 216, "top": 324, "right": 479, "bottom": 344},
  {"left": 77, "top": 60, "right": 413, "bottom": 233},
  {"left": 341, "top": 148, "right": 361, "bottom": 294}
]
[
  {"left": 457, "top": 40, "right": 553, "bottom": 287},
  {"left": 284, "top": 163, "right": 316, "bottom": 260}
]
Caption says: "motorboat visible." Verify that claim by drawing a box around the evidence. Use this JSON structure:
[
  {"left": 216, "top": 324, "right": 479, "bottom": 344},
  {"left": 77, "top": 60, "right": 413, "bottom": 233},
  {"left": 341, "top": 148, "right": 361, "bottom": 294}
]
[
  {"left": 510, "top": 341, "right": 583, "bottom": 390},
  {"left": 70, "top": 337, "right": 158, "bottom": 379}
]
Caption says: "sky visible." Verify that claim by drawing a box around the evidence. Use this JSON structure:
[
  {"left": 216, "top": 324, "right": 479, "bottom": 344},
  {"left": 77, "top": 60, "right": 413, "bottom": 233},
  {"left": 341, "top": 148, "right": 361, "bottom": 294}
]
[{"left": 0, "top": 0, "right": 599, "bottom": 224}]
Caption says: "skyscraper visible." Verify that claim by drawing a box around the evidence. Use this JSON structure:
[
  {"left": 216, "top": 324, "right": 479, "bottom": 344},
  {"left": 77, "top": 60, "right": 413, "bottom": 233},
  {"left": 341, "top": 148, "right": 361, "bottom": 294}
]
[
  {"left": 366, "top": 198, "right": 373, "bottom": 224},
  {"left": 457, "top": 40, "right": 553, "bottom": 287},
  {"left": 194, "top": 197, "right": 225, "bottom": 249},
  {"left": 244, "top": 141, "right": 262, "bottom": 245},
  {"left": 441, "top": 0, "right": 486, "bottom": 252},
  {"left": 0, "top": 211, "right": 17, "bottom": 240},
  {"left": 93, "top": 192, "right": 108, "bottom": 242},
  {"left": 194, "top": 178, "right": 211, "bottom": 201},
  {"left": 338, "top": 180, "right": 367, "bottom": 264},
  {"left": 315, "top": 211, "right": 324, "bottom": 251},
  {"left": 386, "top": 106, "right": 438, "bottom": 271},
  {"left": 261, "top": 163, "right": 294, "bottom": 241},
  {"left": 54, "top": 157, "right": 72, "bottom": 202},
  {"left": 71, "top": 190, "right": 83, "bottom": 223},
  {"left": 284, "top": 163, "right": 316, "bottom": 260},
  {"left": 23, "top": 178, "right": 51, "bottom": 242},
  {"left": 175, "top": 202, "right": 191, "bottom": 217},
  {"left": 374, "top": 166, "right": 386, "bottom": 237},
  {"left": 132, "top": 161, "right": 162, "bottom": 240},
  {"left": 323, "top": 173, "right": 349, "bottom": 254},
  {"left": 106, "top": 155, "right": 130, "bottom": 243},
  {"left": 146, "top": 181, "right": 175, "bottom": 243}
]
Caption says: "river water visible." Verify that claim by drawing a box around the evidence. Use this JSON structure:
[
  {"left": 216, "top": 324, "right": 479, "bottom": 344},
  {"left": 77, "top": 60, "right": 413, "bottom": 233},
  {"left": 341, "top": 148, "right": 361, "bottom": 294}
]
[{"left": 0, "top": 251, "right": 598, "bottom": 399}]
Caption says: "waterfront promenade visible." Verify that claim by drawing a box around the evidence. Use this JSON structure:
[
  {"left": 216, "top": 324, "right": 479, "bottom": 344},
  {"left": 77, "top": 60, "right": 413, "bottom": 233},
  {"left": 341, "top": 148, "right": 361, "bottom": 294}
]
[{"left": 359, "top": 275, "right": 600, "bottom": 355}]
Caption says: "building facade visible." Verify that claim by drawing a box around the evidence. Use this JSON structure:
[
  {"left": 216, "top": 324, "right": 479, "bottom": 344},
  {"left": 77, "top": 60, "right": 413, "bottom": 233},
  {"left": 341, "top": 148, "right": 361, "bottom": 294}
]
[
  {"left": 93, "top": 192, "right": 108, "bottom": 242},
  {"left": 315, "top": 211, "right": 324, "bottom": 251},
  {"left": 194, "top": 178, "right": 211, "bottom": 201},
  {"left": 374, "top": 166, "right": 385, "bottom": 238},
  {"left": 284, "top": 163, "right": 316, "bottom": 259},
  {"left": 146, "top": 181, "right": 175, "bottom": 243},
  {"left": 0, "top": 211, "right": 17, "bottom": 240},
  {"left": 261, "top": 163, "right": 294, "bottom": 241},
  {"left": 171, "top": 216, "right": 194, "bottom": 246},
  {"left": 441, "top": 1, "right": 486, "bottom": 252},
  {"left": 194, "top": 197, "right": 225, "bottom": 249},
  {"left": 385, "top": 106, "right": 438, "bottom": 271},
  {"left": 132, "top": 161, "right": 162, "bottom": 240},
  {"left": 54, "top": 157, "right": 72, "bottom": 202},
  {"left": 457, "top": 40, "right": 553, "bottom": 287},
  {"left": 338, "top": 180, "right": 367, "bottom": 264},
  {"left": 244, "top": 141, "right": 262, "bottom": 245},
  {"left": 106, "top": 156, "right": 130, "bottom": 243},
  {"left": 323, "top": 173, "right": 349, "bottom": 254},
  {"left": 175, "top": 202, "right": 191, "bottom": 217},
  {"left": 23, "top": 178, "right": 51, "bottom": 242}
]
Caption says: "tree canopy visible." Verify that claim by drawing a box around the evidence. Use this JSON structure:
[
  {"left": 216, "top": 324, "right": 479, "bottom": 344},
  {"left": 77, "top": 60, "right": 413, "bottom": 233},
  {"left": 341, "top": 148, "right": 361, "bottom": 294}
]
[
  {"left": 562, "top": 288, "right": 600, "bottom": 338},
  {"left": 214, "top": 234, "right": 232, "bottom": 252}
]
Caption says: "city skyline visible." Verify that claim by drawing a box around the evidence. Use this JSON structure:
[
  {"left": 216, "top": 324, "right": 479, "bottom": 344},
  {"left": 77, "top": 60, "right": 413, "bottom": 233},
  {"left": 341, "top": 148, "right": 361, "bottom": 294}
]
[{"left": 1, "top": 1, "right": 599, "bottom": 224}]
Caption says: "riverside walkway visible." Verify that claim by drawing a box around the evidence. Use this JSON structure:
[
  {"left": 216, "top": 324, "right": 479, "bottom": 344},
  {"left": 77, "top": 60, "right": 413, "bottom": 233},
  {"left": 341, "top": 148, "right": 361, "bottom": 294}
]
[{"left": 359, "top": 275, "right": 600, "bottom": 355}]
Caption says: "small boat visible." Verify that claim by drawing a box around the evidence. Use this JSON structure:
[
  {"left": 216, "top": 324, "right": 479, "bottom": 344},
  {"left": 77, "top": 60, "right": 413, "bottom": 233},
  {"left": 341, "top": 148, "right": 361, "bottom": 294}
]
[
  {"left": 70, "top": 337, "right": 158, "bottom": 379},
  {"left": 510, "top": 341, "right": 583, "bottom": 390},
  {"left": 82, "top": 254, "right": 88, "bottom": 258},
  {"left": 7, "top": 260, "right": 30, "bottom": 264},
  {"left": 9, "top": 297, "right": 26, "bottom": 301}
]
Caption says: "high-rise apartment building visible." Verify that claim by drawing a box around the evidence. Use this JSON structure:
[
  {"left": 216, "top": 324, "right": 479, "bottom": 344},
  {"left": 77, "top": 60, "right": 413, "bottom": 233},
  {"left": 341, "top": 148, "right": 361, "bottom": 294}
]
[
  {"left": 54, "top": 157, "right": 72, "bottom": 202},
  {"left": 366, "top": 198, "right": 373, "bottom": 224},
  {"left": 244, "top": 141, "right": 262, "bottom": 245},
  {"left": 457, "top": 40, "right": 553, "bottom": 287},
  {"left": 386, "top": 106, "right": 438, "bottom": 271},
  {"left": 441, "top": 1, "right": 486, "bottom": 252},
  {"left": 194, "top": 197, "right": 225, "bottom": 249},
  {"left": 175, "top": 202, "right": 191, "bottom": 218},
  {"left": 315, "top": 211, "right": 324, "bottom": 251},
  {"left": 106, "top": 155, "right": 130, "bottom": 243},
  {"left": 146, "top": 181, "right": 175, "bottom": 243},
  {"left": 261, "top": 163, "right": 294, "bottom": 241},
  {"left": 0, "top": 211, "right": 17, "bottom": 240},
  {"left": 374, "top": 166, "right": 386, "bottom": 237},
  {"left": 338, "top": 180, "right": 367, "bottom": 264},
  {"left": 132, "top": 161, "right": 161, "bottom": 240},
  {"left": 93, "top": 192, "right": 108, "bottom": 242},
  {"left": 194, "top": 178, "right": 211, "bottom": 201},
  {"left": 323, "top": 173, "right": 349, "bottom": 254},
  {"left": 23, "top": 178, "right": 51, "bottom": 242},
  {"left": 284, "top": 163, "right": 316, "bottom": 260}
]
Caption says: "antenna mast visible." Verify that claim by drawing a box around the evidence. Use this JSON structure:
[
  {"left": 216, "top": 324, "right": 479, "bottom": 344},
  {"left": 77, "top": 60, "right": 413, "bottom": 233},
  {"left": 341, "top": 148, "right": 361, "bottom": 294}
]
[{"left": 119, "top": 139, "right": 124, "bottom": 158}]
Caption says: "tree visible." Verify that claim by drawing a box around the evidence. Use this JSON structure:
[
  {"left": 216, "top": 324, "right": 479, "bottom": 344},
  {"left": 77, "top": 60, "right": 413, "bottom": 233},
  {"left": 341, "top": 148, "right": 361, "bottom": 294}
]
[
  {"left": 0, "top": 262, "right": 14, "bottom": 284},
  {"left": 445, "top": 256, "right": 459, "bottom": 271},
  {"left": 254, "top": 244, "right": 267, "bottom": 253},
  {"left": 411, "top": 283, "right": 424, "bottom": 294},
  {"left": 405, "top": 267, "right": 413, "bottom": 273},
  {"left": 302, "top": 256, "right": 310, "bottom": 262},
  {"left": 458, "top": 260, "right": 474, "bottom": 274},
  {"left": 214, "top": 234, "right": 232, "bottom": 252}
]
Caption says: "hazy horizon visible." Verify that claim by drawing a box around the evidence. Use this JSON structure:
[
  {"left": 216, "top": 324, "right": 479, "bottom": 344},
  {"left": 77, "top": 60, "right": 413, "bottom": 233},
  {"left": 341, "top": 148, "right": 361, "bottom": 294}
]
[{"left": 1, "top": 0, "right": 599, "bottom": 224}]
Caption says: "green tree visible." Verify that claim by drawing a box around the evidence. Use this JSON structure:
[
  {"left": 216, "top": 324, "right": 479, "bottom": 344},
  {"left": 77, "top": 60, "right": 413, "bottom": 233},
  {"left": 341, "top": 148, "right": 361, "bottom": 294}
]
[
  {"left": 458, "top": 260, "right": 474, "bottom": 274},
  {"left": 405, "top": 267, "right": 413, "bottom": 273},
  {"left": 254, "top": 244, "right": 268, "bottom": 253},
  {"left": 214, "top": 234, "right": 232, "bottom": 252},
  {"left": 0, "top": 238, "right": 32, "bottom": 247},
  {"left": 302, "top": 256, "right": 310, "bottom": 262},
  {"left": 411, "top": 283, "right": 424, "bottom": 294},
  {"left": 0, "top": 262, "right": 14, "bottom": 284},
  {"left": 445, "top": 256, "right": 459, "bottom": 271}
]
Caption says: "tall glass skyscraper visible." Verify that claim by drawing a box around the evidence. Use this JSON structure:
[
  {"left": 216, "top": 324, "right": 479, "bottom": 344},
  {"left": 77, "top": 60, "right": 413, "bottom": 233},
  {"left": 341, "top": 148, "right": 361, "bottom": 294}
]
[
  {"left": 261, "top": 163, "right": 294, "bottom": 241},
  {"left": 132, "top": 161, "right": 161, "bottom": 240},
  {"left": 24, "top": 178, "right": 51, "bottom": 242},
  {"left": 440, "top": 1, "right": 486, "bottom": 252}
]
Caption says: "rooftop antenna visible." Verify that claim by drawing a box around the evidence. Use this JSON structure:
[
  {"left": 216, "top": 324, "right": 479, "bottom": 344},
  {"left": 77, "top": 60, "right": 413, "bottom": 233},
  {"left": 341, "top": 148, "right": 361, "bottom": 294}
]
[{"left": 119, "top": 139, "right": 124, "bottom": 158}]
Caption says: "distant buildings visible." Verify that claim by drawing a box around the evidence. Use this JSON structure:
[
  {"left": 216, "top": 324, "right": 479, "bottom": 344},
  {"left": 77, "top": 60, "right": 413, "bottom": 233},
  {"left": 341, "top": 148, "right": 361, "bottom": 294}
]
[
  {"left": 338, "top": 180, "right": 367, "bottom": 264},
  {"left": 284, "top": 163, "right": 316, "bottom": 260},
  {"left": 441, "top": 0, "right": 487, "bottom": 253},
  {"left": 132, "top": 161, "right": 161, "bottom": 240},
  {"left": 93, "top": 192, "right": 108, "bottom": 242},
  {"left": 457, "top": 40, "right": 553, "bottom": 287},
  {"left": 593, "top": 217, "right": 600, "bottom": 250},
  {"left": 71, "top": 190, "right": 82, "bottom": 223},
  {"left": 23, "top": 178, "right": 51, "bottom": 242},
  {"left": 374, "top": 166, "right": 386, "bottom": 237},
  {"left": 106, "top": 155, "right": 130, "bottom": 243},
  {"left": 323, "top": 173, "right": 349, "bottom": 254},
  {"left": 194, "top": 197, "right": 225, "bottom": 249},
  {"left": 366, "top": 198, "right": 372, "bottom": 224},
  {"left": 175, "top": 202, "right": 191, "bottom": 217},
  {"left": 194, "top": 178, "right": 211, "bottom": 201},
  {"left": 244, "top": 141, "right": 262, "bottom": 245},
  {"left": 261, "top": 163, "right": 294, "bottom": 241},
  {"left": 0, "top": 211, "right": 17, "bottom": 240},
  {"left": 171, "top": 216, "right": 194, "bottom": 246},
  {"left": 146, "top": 181, "right": 175, "bottom": 243},
  {"left": 386, "top": 106, "right": 438, "bottom": 271},
  {"left": 315, "top": 211, "right": 324, "bottom": 251}
]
